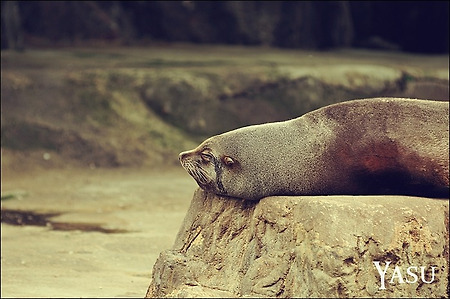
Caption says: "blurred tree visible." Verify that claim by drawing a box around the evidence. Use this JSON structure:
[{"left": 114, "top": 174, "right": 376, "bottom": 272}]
[
  {"left": 274, "top": 1, "right": 353, "bottom": 49},
  {"left": 1, "top": 1, "right": 24, "bottom": 50},
  {"left": 2, "top": 0, "right": 448, "bottom": 53}
]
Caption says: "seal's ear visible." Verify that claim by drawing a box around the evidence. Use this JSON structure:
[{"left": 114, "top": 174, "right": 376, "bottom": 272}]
[{"left": 223, "top": 156, "right": 235, "bottom": 167}]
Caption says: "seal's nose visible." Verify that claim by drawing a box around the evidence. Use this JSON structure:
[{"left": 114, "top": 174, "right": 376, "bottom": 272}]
[{"left": 179, "top": 151, "right": 188, "bottom": 162}]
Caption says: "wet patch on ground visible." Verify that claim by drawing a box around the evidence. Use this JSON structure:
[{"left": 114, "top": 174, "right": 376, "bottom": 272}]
[{"left": 1, "top": 209, "right": 130, "bottom": 233}]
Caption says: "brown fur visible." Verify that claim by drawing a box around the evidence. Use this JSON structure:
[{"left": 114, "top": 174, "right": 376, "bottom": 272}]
[{"left": 180, "top": 98, "right": 449, "bottom": 200}]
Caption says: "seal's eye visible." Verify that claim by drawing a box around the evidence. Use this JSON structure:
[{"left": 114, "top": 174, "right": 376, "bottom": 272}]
[
  {"left": 200, "top": 152, "right": 212, "bottom": 163},
  {"left": 223, "top": 156, "right": 234, "bottom": 167}
]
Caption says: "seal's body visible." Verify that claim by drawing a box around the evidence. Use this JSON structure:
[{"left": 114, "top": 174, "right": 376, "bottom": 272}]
[{"left": 179, "top": 98, "right": 449, "bottom": 200}]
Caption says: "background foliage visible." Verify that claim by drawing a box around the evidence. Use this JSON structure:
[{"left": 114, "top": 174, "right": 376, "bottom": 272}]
[{"left": 2, "top": 1, "right": 449, "bottom": 53}]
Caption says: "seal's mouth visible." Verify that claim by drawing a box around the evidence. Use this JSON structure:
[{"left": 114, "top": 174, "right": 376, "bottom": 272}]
[{"left": 180, "top": 159, "right": 214, "bottom": 189}]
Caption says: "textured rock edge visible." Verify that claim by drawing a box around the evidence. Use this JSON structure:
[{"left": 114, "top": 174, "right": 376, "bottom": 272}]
[{"left": 147, "top": 188, "right": 449, "bottom": 298}]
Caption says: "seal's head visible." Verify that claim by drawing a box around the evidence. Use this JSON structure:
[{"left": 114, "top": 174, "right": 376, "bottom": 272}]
[
  {"left": 178, "top": 122, "right": 302, "bottom": 200},
  {"left": 179, "top": 137, "right": 238, "bottom": 198}
]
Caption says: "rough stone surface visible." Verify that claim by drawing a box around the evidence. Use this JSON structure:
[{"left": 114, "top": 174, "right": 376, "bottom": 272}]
[{"left": 146, "top": 188, "right": 449, "bottom": 298}]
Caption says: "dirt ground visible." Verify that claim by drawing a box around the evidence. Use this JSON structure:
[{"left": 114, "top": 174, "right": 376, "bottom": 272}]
[{"left": 1, "top": 165, "right": 197, "bottom": 298}]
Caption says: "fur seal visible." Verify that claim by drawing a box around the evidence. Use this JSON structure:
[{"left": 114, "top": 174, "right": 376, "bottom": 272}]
[{"left": 179, "top": 98, "right": 449, "bottom": 200}]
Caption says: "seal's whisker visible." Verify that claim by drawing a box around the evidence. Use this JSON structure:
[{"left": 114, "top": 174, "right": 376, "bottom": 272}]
[{"left": 181, "top": 160, "right": 212, "bottom": 185}]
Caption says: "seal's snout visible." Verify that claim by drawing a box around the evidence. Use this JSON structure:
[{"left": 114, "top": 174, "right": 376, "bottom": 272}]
[{"left": 179, "top": 151, "right": 190, "bottom": 163}]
